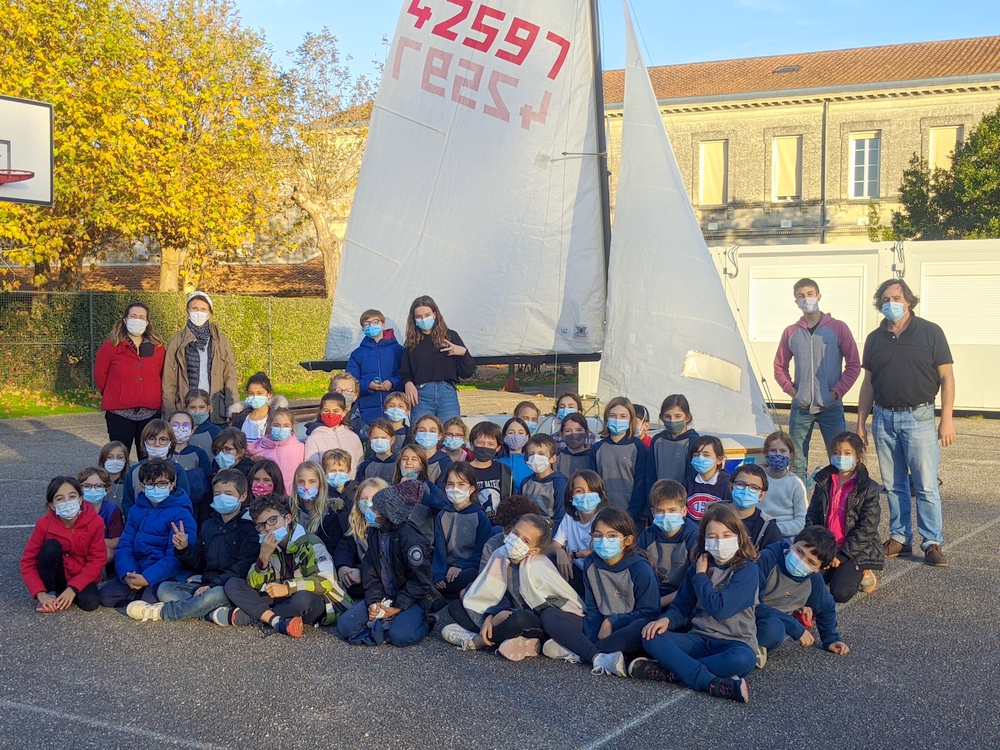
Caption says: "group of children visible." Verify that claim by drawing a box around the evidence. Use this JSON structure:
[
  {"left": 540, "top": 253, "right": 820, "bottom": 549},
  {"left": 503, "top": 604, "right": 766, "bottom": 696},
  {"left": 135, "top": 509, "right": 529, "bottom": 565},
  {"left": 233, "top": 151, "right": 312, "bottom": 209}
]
[{"left": 21, "top": 376, "right": 884, "bottom": 704}]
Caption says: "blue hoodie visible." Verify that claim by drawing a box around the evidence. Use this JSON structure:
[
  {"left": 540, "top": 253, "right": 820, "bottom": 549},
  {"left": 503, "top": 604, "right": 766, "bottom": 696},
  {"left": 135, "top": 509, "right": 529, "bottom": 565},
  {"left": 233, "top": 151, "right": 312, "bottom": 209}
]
[
  {"left": 121, "top": 459, "right": 191, "bottom": 520},
  {"left": 115, "top": 487, "right": 197, "bottom": 586},
  {"left": 636, "top": 517, "right": 699, "bottom": 596},
  {"left": 432, "top": 502, "right": 493, "bottom": 581},
  {"left": 582, "top": 551, "right": 660, "bottom": 641},
  {"left": 346, "top": 328, "right": 405, "bottom": 424}
]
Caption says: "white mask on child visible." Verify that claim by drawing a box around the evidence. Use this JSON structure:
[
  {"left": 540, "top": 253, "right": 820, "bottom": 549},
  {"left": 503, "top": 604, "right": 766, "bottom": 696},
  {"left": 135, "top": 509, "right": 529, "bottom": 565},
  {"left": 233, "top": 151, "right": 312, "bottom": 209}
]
[{"left": 704, "top": 537, "right": 740, "bottom": 564}]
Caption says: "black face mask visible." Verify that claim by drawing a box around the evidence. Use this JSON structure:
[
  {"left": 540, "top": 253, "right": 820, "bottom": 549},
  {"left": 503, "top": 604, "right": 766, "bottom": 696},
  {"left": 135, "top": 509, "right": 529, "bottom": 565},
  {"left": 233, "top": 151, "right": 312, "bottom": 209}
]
[
  {"left": 564, "top": 432, "right": 587, "bottom": 450},
  {"left": 473, "top": 446, "right": 498, "bottom": 462}
]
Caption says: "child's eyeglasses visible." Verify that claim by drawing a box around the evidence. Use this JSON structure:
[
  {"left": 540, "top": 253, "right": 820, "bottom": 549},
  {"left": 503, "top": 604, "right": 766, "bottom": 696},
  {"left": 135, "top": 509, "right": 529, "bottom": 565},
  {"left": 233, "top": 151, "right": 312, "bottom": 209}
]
[
  {"left": 254, "top": 514, "right": 284, "bottom": 532},
  {"left": 146, "top": 437, "right": 172, "bottom": 447},
  {"left": 732, "top": 480, "right": 765, "bottom": 493},
  {"left": 81, "top": 483, "right": 109, "bottom": 491},
  {"left": 590, "top": 532, "right": 625, "bottom": 541},
  {"left": 144, "top": 481, "right": 172, "bottom": 490}
]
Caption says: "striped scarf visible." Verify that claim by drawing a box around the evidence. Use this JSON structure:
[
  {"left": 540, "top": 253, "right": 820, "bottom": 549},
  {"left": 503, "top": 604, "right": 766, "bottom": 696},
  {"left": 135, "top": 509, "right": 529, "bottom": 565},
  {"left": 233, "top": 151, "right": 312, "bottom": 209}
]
[{"left": 184, "top": 321, "right": 212, "bottom": 392}]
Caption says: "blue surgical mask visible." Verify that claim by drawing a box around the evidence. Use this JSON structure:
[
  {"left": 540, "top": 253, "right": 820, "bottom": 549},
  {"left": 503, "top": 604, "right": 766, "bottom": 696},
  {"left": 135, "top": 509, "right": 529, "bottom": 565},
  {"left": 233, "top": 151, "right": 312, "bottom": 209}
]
[
  {"left": 572, "top": 492, "right": 601, "bottom": 513},
  {"left": 414, "top": 315, "right": 435, "bottom": 331},
  {"left": 606, "top": 419, "right": 630, "bottom": 436},
  {"left": 831, "top": 455, "right": 856, "bottom": 472},
  {"left": 385, "top": 407, "right": 408, "bottom": 423},
  {"left": 259, "top": 523, "right": 289, "bottom": 544},
  {"left": 766, "top": 454, "right": 791, "bottom": 473},
  {"left": 556, "top": 407, "right": 577, "bottom": 420},
  {"left": 327, "top": 472, "right": 350, "bottom": 489},
  {"left": 363, "top": 507, "right": 379, "bottom": 527},
  {"left": 296, "top": 486, "right": 319, "bottom": 502},
  {"left": 796, "top": 296, "right": 819, "bottom": 314},
  {"left": 247, "top": 394, "right": 269, "bottom": 410},
  {"left": 104, "top": 458, "right": 126, "bottom": 475},
  {"left": 691, "top": 456, "right": 716, "bottom": 475},
  {"left": 370, "top": 437, "right": 392, "bottom": 454},
  {"left": 443, "top": 436, "right": 466, "bottom": 451},
  {"left": 83, "top": 488, "right": 106, "bottom": 504},
  {"left": 271, "top": 426, "right": 292, "bottom": 442},
  {"left": 363, "top": 323, "right": 383, "bottom": 339},
  {"left": 731, "top": 485, "right": 761, "bottom": 509},
  {"left": 400, "top": 467, "right": 419, "bottom": 481},
  {"left": 191, "top": 411, "right": 210, "bottom": 426},
  {"left": 211, "top": 493, "right": 241, "bottom": 515},
  {"left": 784, "top": 548, "right": 815, "bottom": 579},
  {"left": 524, "top": 420, "right": 538, "bottom": 435},
  {"left": 144, "top": 485, "right": 170, "bottom": 504},
  {"left": 592, "top": 537, "right": 623, "bottom": 560},
  {"left": 881, "top": 301, "right": 905, "bottom": 321},
  {"left": 215, "top": 452, "right": 237, "bottom": 469},
  {"left": 654, "top": 512, "right": 685, "bottom": 534},
  {"left": 415, "top": 431, "right": 439, "bottom": 451}
]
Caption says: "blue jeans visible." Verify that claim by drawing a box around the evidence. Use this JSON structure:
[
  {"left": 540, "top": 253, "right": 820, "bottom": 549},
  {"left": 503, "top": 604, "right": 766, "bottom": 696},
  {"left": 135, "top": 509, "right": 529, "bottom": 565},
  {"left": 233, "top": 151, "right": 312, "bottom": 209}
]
[
  {"left": 157, "top": 581, "right": 231, "bottom": 621},
  {"left": 410, "top": 381, "right": 461, "bottom": 423},
  {"left": 872, "top": 404, "right": 943, "bottom": 549},
  {"left": 336, "top": 601, "right": 429, "bottom": 647},
  {"left": 643, "top": 631, "right": 755, "bottom": 692},
  {"left": 788, "top": 401, "right": 847, "bottom": 480}
]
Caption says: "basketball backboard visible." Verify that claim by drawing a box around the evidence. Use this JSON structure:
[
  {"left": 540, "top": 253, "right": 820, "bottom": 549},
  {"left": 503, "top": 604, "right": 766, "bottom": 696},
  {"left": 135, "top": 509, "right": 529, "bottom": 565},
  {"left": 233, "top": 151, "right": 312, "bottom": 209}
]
[{"left": 0, "top": 95, "right": 54, "bottom": 207}]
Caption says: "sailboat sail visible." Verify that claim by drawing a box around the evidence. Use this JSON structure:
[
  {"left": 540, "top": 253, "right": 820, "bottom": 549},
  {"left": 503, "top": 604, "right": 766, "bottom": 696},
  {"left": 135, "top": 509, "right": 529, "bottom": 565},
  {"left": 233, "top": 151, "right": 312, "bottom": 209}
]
[
  {"left": 597, "top": 2, "right": 774, "bottom": 435},
  {"left": 325, "top": 0, "right": 607, "bottom": 359}
]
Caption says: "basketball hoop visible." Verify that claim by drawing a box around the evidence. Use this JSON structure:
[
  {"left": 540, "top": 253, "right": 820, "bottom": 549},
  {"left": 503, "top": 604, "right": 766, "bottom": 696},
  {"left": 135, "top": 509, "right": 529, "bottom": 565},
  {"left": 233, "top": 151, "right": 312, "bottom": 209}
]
[{"left": 0, "top": 169, "right": 34, "bottom": 185}]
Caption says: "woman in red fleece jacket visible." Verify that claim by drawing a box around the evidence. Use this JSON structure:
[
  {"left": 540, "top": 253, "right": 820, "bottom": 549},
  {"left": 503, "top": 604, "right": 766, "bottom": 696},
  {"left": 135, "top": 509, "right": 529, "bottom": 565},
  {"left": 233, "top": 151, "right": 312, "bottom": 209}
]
[{"left": 21, "top": 477, "right": 107, "bottom": 612}]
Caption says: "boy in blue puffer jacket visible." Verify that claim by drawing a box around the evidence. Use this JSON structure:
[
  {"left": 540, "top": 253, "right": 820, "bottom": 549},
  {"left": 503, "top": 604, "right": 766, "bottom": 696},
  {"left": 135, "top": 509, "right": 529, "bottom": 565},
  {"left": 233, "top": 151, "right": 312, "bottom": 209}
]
[
  {"left": 346, "top": 309, "right": 405, "bottom": 425},
  {"left": 100, "top": 459, "right": 197, "bottom": 609}
]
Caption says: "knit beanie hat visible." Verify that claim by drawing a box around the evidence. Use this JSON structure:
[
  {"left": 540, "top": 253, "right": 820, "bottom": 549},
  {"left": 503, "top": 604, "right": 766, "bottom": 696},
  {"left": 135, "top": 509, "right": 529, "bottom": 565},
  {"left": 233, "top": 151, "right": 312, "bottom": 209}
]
[{"left": 373, "top": 480, "right": 424, "bottom": 525}]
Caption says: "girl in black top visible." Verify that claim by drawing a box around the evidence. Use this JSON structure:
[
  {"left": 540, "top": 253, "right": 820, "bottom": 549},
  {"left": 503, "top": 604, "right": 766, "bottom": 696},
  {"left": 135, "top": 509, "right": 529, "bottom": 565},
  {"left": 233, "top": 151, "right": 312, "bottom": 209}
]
[{"left": 400, "top": 296, "right": 475, "bottom": 423}]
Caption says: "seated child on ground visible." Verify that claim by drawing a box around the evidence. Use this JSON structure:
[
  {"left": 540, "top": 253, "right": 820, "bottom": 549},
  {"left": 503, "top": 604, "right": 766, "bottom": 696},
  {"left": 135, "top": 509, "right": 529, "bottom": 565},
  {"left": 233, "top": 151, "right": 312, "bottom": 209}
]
[
  {"left": 442, "top": 416, "right": 473, "bottom": 463},
  {"left": 468, "top": 420, "right": 514, "bottom": 519},
  {"left": 683, "top": 435, "right": 730, "bottom": 522},
  {"left": 519, "top": 434, "right": 567, "bottom": 526},
  {"left": 555, "top": 413, "right": 596, "bottom": 479},
  {"left": 304, "top": 392, "right": 364, "bottom": 476},
  {"left": 636, "top": 479, "right": 699, "bottom": 609},
  {"left": 480, "top": 494, "right": 542, "bottom": 571},
  {"left": 334, "top": 478, "right": 389, "bottom": 601},
  {"left": 413, "top": 414, "right": 452, "bottom": 484},
  {"left": 357, "top": 419, "right": 398, "bottom": 483},
  {"left": 78, "top": 467, "right": 124, "bottom": 577},
  {"left": 383, "top": 391, "right": 412, "bottom": 453},
  {"left": 433, "top": 463, "right": 493, "bottom": 600},
  {"left": 593, "top": 396, "right": 650, "bottom": 524},
  {"left": 728, "top": 464, "right": 783, "bottom": 551},
  {"left": 121, "top": 420, "right": 191, "bottom": 518},
  {"left": 650, "top": 394, "right": 700, "bottom": 483},
  {"left": 551, "top": 470, "right": 609, "bottom": 597},
  {"left": 247, "top": 407, "right": 304, "bottom": 496},
  {"left": 99, "top": 441, "right": 129, "bottom": 507},
  {"left": 498, "top": 417, "right": 532, "bottom": 489}
]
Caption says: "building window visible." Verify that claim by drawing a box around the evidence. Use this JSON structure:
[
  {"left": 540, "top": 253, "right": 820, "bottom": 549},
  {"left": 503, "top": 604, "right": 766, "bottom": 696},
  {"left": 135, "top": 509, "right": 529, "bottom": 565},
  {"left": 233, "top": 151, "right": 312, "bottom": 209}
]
[
  {"left": 850, "top": 132, "right": 880, "bottom": 199},
  {"left": 699, "top": 141, "right": 728, "bottom": 206},
  {"left": 929, "top": 126, "right": 963, "bottom": 172},
  {"left": 772, "top": 136, "right": 802, "bottom": 202}
]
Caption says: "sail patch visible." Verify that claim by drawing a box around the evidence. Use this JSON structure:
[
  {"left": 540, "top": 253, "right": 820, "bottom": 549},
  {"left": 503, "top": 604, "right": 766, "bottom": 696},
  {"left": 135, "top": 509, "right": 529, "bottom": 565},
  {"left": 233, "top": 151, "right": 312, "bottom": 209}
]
[{"left": 681, "top": 351, "right": 742, "bottom": 393}]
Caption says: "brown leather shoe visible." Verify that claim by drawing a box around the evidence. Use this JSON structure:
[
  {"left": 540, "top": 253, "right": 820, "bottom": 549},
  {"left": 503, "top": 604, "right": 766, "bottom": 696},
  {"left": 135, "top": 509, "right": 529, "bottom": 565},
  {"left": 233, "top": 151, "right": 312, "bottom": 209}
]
[
  {"left": 884, "top": 539, "right": 912, "bottom": 557},
  {"left": 924, "top": 545, "right": 948, "bottom": 567}
]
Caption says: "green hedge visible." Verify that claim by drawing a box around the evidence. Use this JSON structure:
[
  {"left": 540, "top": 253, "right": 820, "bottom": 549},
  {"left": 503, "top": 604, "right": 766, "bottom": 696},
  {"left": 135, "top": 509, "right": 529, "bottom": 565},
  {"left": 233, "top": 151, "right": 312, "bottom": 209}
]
[{"left": 0, "top": 291, "right": 333, "bottom": 393}]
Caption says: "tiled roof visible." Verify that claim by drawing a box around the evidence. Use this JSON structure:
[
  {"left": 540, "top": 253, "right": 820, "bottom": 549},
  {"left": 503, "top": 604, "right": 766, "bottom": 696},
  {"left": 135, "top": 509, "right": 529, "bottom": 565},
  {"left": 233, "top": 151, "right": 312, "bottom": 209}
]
[
  {"left": 0, "top": 257, "right": 327, "bottom": 297},
  {"left": 602, "top": 36, "right": 1000, "bottom": 104}
]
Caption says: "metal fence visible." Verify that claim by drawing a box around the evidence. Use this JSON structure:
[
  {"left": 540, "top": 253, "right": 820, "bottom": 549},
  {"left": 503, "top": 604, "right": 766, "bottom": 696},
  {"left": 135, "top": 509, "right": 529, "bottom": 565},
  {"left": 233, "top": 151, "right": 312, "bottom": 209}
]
[{"left": 0, "top": 291, "right": 333, "bottom": 392}]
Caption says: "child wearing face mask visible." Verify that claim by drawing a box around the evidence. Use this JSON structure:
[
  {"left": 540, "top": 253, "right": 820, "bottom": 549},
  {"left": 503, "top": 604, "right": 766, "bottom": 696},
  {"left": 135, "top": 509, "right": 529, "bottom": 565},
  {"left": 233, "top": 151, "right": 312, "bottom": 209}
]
[
  {"left": 219, "top": 494, "right": 350, "bottom": 636},
  {"left": 805, "top": 432, "right": 883, "bottom": 603},
  {"left": 444, "top": 514, "right": 584, "bottom": 661},
  {"left": 304, "top": 393, "right": 364, "bottom": 477},
  {"left": 230, "top": 371, "right": 287, "bottom": 441},
  {"left": 594, "top": 397, "right": 650, "bottom": 524},
  {"left": 633, "top": 405, "right": 652, "bottom": 449},
  {"left": 480, "top": 494, "right": 543, "bottom": 571},
  {"left": 126, "top": 469, "right": 257, "bottom": 624},
  {"left": 514, "top": 401, "right": 542, "bottom": 437},
  {"left": 99, "top": 441, "right": 130, "bottom": 507},
  {"left": 247, "top": 407, "right": 304, "bottom": 496},
  {"left": 758, "top": 432, "right": 807, "bottom": 541},
  {"left": 322, "top": 449, "right": 358, "bottom": 512},
  {"left": 121, "top": 420, "right": 192, "bottom": 520},
  {"left": 519, "top": 434, "right": 568, "bottom": 526},
  {"left": 728, "top": 464, "right": 782, "bottom": 551},
  {"left": 169, "top": 410, "right": 213, "bottom": 522},
  {"left": 100, "top": 460, "right": 197, "bottom": 609},
  {"left": 683, "top": 435, "right": 731, "bottom": 523},
  {"left": 540, "top": 507, "right": 660, "bottom": 677},
  {"left": 21, "top": 477, "right": 106, "bottom": 612},
  {"left": 636, "top": 479, "right": 699, "bottom": 609},
  {"left": 209, "top": 428, "right": 254, "bottom": 482},
  {"left": 358, "top": 419, "right": 398, "bottom": 483},
  {"left": 633, "top": 502, "right": 759, "bottom": 703},
  {"left": 291, "top": 461, "right": 339, "bottom": 552},
  {"left": 551, "top": 470, "right": 608, "bottom": 597},
  {"left": 77, "top": 467, "right": 124, "bottom": 576},
  {"left": 754, "top": 526, "right": 850, "bottom": 666},
  {"left": 432, "top": 463, "right": 493, "bottom": 600},
  {"left": 336, "top": 480, "right": 439, "bottom": 647},
  {"left": 248, "top": 460, "right": 284, "bottom": 502},
  {"left": 329, "top": 372, "right": 367, "bottom": 437},
  {"left": 383, "top": 391, "right": 412, "bottom": 452},
  {"left": 184, "top": 389, "right": 221, "bottom": 456},
  {"left": 393, "top": 444, "right": 449, "bottom": 545},
  {"left": 468, "top": 421, "right": 514, "bottom": 520},
  {"left": 550, "top": 392, "right": 596, "bottom": 452},
  {"left": 442, "top": 417, "right": 473, "bottom": 463},
  {"left": 555, "top": 412, "right": 597, "bottom": 478},
  {"left": 498, "top": 416, "right": 533, "bottom": 489},
  {"left": 334, "top": 478, "right": 389, "bottom": 601},
  {"left": 412, "top": 414, "right": 452, "bottom": 485},
  {"left": 346, "top": 309, "right": 405, "bottom": 425},
  {"left": 650, "top": 394, "right": 701, "bottom": 484}
]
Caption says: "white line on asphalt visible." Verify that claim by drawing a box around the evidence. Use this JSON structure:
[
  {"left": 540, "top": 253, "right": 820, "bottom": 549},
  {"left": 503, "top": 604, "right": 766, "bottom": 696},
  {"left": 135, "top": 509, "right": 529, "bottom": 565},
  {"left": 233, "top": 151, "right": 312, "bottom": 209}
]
[
  {"left": 0, "top": 524, "right": 35, "bottom": 529},
  {"left": 0, "top": 700, "right": 229, "bottom": 750},
  {"left": 579, "top": 513, "right": 1000, "bottom": 750}
]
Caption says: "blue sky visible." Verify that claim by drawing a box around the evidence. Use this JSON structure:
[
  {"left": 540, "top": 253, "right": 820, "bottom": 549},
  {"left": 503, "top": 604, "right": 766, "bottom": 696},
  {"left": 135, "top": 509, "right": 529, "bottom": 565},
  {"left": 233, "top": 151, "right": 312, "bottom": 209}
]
[{"left": 234, "top": 0, "right": 999, "bottom": 77}]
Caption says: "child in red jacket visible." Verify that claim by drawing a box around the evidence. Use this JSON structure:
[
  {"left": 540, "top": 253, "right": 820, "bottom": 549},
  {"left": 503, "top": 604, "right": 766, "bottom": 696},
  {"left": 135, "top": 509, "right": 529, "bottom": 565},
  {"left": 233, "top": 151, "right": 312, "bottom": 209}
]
[{"left": 21, "top": 477, "right": 107, "bottom": 612}]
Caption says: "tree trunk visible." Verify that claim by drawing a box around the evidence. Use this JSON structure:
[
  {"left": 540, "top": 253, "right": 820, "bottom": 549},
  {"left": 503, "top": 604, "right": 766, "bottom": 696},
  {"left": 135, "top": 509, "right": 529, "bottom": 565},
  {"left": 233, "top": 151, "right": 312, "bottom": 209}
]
[
  {"left": 160, "top": 245, "right": 181, "bottom": 291},
  {"left": 293, "top": 187, "right": 342, "bottom": 300}
]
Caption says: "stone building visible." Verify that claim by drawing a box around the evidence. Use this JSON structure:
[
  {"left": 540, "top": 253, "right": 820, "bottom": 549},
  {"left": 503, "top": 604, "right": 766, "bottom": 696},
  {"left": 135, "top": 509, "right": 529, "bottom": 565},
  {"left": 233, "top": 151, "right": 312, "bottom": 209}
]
[{"left": 601, "top": 36, "right": 1000, "bottom": 244}]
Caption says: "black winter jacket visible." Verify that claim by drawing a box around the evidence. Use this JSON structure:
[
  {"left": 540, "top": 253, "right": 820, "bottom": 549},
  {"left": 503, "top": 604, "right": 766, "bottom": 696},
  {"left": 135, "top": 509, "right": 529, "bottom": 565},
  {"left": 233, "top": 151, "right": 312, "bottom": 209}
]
[
  {"left": 362, "top": 519, "right": 439, "bottom": 611},
  {"left": 176, "top": 511, "right": 259, "bottom": 587},
  {"left": 806, "top": 464, "right": 884, "bottom": 570}
]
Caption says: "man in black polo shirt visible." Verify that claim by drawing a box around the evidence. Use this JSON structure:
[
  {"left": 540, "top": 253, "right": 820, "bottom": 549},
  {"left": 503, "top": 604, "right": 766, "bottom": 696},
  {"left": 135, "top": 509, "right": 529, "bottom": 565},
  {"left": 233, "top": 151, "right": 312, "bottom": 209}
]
[{"left": 856, "top": 279, "right": 955, "bottom": 567}]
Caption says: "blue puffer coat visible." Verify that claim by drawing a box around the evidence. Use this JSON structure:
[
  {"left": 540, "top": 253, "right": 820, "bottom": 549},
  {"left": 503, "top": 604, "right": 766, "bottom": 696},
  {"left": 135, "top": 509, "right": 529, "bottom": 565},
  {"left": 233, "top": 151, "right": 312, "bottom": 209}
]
[
  {"left": 115, "top": 487, "right": 197, "bottom": 585},
  {"left": 346, "top": 328, "right": 405, "bottom": 425}
]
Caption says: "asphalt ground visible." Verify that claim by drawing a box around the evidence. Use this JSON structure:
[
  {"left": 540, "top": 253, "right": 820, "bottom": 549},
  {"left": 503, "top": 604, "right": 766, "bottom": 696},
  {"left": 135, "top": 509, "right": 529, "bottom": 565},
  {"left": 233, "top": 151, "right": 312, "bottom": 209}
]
[{"left": 1, "top": 410, "right": 998, "bottom": 749}]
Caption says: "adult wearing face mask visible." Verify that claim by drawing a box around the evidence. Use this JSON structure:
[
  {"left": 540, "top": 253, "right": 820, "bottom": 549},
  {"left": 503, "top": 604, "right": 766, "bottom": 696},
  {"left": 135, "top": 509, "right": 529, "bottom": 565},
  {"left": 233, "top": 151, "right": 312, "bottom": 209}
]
[
  {"left": 161, "top": 291, "right": 238, "bottom": 427},
  {"left": 94, "top": 302, "right": 167, "bottom": 461},
  {"left": 856, "top": 279, "right": 955, "bottom": 568},
  {"left": 773, "top": 278, "right": 861, "bottom": 481}
]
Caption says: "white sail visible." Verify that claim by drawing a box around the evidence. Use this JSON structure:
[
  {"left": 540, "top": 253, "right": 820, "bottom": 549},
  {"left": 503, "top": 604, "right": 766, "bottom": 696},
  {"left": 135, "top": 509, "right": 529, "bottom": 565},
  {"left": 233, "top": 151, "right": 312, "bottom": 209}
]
[
  {"left": 597, "top": 2, "right": 774, "bottom": 435},
  {"left": 326, "top": 0, "right": 607, "bottom": 359}
]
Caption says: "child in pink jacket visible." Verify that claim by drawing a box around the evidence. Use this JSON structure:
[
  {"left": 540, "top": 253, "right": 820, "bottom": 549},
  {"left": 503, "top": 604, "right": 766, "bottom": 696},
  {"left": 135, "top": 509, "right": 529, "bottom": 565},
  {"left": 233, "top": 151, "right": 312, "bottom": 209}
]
[
  {"left": 247, "top": 407, "right": 304, "bottom": 496},
  {"left": 304, "top": 393, "right": 364, "bottom": 479}
]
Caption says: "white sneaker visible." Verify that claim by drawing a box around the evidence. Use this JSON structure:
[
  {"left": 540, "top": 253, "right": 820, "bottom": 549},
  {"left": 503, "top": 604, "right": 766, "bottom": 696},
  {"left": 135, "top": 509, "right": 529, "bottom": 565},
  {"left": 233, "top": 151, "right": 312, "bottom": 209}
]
[
  {"left": 755, "top": 646, "right": 768, "bottom": 669},
  {"left": 126, "top": 601, "right": 164, "bottom": 622},
  {"left": 441, "top": 623, "right": 478, "bottom": 651},
  {"left": 542, "top": 639, "right": 581, "bottom": 664},
  {"left": 591, "top": 651, "right": 627, "bottom": 677}
]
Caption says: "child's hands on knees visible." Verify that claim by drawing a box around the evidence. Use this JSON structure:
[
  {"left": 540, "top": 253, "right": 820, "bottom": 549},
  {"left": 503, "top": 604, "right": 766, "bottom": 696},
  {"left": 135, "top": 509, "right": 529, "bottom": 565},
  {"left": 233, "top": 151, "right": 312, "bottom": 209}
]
[
  {"left": 480, "top": 615, "right": 495, "bottom": 647},
  {"left": 555, "top": 547, "right": 574, "bottom": 580},
  {"left": 642, "top": 617, "right": 670, "bottom": 640},
  {"left": 445, "top": 566, "right": 462, "bottom": 584},
  {"left": 828, "top": 641, "right": 850, "bottom": 655},
  {"left": 264, "top": 583, "right": 290, "bottom": 599},
  {"left": 598, "top": 618, "right": 613, "bottom": 639}
]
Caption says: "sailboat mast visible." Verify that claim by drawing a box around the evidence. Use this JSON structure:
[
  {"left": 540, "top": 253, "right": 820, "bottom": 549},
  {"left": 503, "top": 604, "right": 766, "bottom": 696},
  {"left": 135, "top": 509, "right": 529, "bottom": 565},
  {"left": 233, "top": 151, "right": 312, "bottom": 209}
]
[{"left": 588, "top": 0, "right": 613, "bottom": 280}]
